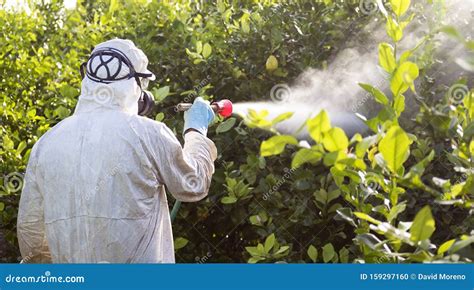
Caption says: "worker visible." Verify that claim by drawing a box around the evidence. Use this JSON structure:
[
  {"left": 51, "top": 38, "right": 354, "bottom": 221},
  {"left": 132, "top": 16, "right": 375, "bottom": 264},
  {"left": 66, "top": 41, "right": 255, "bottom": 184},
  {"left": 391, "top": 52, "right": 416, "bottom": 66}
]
[{"left": 16, "top": 39, "right": 217, "bottom": 263}]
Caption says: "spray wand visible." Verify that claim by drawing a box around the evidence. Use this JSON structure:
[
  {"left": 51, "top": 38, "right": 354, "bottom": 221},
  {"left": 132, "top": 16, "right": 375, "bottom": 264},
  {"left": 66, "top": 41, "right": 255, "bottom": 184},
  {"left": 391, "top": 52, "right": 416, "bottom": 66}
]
[
  {"left": 170, "top": 99, "right": 233, "bottom": 222},
  {"left": 175, "top": 99, "right": 233, "bottom": 117}
]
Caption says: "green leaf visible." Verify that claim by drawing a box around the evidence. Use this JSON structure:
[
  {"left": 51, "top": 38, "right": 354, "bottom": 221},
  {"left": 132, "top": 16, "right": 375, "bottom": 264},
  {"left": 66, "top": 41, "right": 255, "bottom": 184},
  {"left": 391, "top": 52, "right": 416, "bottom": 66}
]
[
  {"left": 202, "top": 43, "right": 212, "bottom": 58},
  {"left": 354, "top": 212, "right": 382, "bottom": 225},
  {"left": 438, "top": 239, "right": 455, "bottom": 255},
  {"left": 248, "top": 257, "right": 264, "bottom": 263},
  {"left": 449, "top": 236, "right": 474, "bottom": 254},
  {"left": 441, "top": 25, "right": 462, "bottom": 40},
  {"left": 307, "top": 245, "right": 318, "bottom": 262},
  {"left": 327, "top": 189, "right": 341, "bottom": 203},
  {"left": 378, "top": 43, "right": 396, "bottom": 73},
  {"left": 240, "top": 12, "right": 250, "bottom": 33},
  {"left": 221, "top": 196, "right": 237, "bottom": 204},
  {"left": 0, "top": 202, "right": 4, "bottom": 211},
  {"left": 336, "top": 208, "right": 357, "bottom": 227},
  {"left": 249, "top": 215, "right": 260, "bottom": 226},
  {"left": 216, "top": 117, "right": 236, "bottom": 134},
  {"left": 410, "top": 205, "right": 435, "bottom": 242},
  {"left": 307, "top": 110, "right": 331, "bottom": 142},
  {"left": 275, "top": 245, "right": 290, "bottom": 255},
  {"left": 155, "top": 112, "right": 165, "bottom": 122},
  {"left": 386, "top": 16, "right": 403, "bottom": 42},
  {"left": 314, "top": 189, "right": 328, "bottom": 205},
  {"left": 260, "top": 135, "right": 298, "bottom": 157},
  {"left": 195, "top": 41, "right": 203, "bottom": 54},
  {"left": 272, "top": 112, "right": 294, "bottom": 125},
  {"left": 390, "top": 0, "right": 411, "bottom": 17},
  {"left": 55, "top": 106, "right": 70, "bottom": 119},
  {"left": 379, "top": 126, "right": 410, "bottom": 174},
  {"left": 359, "top": 83, "right": 389, "bottom": 105},
  {"left": 399, "top": 50, "right": 412, "bottom": 63},
  {"left": 185, "top": 48, "right": 201, "bottom": 59},
  {"left": 322, "top": 128, "right": 348, "bottom": 152},
  {"left": 153, "top": 86, "right": 170, "bottom": 102},
  {"left": 390, "top": 62, "right": 419, "bottom": 96},
  {"left": 16, "top": 141, "right": 27, "bottom": 154},
  {"left": 323, "top": 150, "right": 346, "bottom": 167},
  {"left": 27, "top": 108, "right": 36, "bottom": 119},
  {"left": 339, "top": 247, "right": 349, "bottom": 263},
  {"left": 2, "top": 135, "right": 14, "bottom": 150},
  {"left": 322, "top": 243, "right": 335, "bottom": 263},
  {"left": 245, "top": 246, "right": 261, "bottom": 256},
  {"left": 264, "top": 233, "right": 275, "bottom": 253},
  {"left": 174, "top": 237, "right": 189, "bottom": 250},
  {"left": 387, "top": 202, "right": 407, "bottom": 222},
  {"left": 393, "top": 94, "right": 405, "bottom": 116},
  {"left": 291, "top": 148, "right": 322, "bottom": 169},
  {"left": 265, "top": 55, "right": 278, "bottom": 71}
]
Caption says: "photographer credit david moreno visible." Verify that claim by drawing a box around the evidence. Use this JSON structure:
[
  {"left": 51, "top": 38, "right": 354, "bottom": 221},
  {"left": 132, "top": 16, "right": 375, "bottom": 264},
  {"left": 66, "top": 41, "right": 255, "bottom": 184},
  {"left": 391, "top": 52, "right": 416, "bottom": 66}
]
[{"left": 417, "top": 273, "right": 467, "bottom": 281}]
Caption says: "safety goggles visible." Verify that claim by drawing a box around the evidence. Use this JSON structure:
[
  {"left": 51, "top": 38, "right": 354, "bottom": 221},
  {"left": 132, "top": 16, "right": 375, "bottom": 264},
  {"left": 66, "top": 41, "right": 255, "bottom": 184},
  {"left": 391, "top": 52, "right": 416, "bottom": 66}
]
[{"left": 80, "top": 47, "right": 153, "bottom": 89}]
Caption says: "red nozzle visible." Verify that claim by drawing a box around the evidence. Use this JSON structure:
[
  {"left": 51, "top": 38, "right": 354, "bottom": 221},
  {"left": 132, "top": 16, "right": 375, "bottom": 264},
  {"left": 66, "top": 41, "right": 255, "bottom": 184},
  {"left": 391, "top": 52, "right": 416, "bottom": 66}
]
[{"left": 213, "top": 99, "right": 233, "bottom": 118}]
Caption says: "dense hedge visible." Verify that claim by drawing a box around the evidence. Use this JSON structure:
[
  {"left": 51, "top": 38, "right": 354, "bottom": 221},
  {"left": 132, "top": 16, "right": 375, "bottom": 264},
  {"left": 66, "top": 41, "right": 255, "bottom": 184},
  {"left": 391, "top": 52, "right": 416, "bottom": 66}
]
[{"left": 1, "top": 0, "right": 472, "bottom": 263}]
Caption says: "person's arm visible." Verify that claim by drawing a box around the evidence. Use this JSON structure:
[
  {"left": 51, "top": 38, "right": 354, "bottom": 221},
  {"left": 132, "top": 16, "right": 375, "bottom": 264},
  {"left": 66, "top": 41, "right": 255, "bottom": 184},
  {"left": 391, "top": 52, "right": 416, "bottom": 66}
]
[
  {"left": 152, "top": 124, "right": 217, "bottom": 202},
  {"left": 17, "top": 144, "right": 51, "bottom": 263}
]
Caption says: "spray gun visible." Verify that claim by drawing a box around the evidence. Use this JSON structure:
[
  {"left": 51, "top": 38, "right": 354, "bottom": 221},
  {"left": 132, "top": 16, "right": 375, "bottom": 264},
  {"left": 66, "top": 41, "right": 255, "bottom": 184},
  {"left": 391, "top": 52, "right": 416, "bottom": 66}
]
[
  {"left": 175, "top": 99, "right": 233, "bottom": 118},
  {"left": 170, "top": 99, "right": 233, "bottom": 223}
]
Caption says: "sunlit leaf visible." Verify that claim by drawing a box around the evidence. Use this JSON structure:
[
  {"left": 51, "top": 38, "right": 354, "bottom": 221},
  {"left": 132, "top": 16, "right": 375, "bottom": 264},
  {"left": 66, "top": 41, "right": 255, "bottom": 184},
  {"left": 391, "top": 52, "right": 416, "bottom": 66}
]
[
  {"left": 438, "top": 239, "right": 455, "bottom": 255},
  {"left": 378, "top": 43, "right": 396, "bottom": 73},
  {"left": 359, "top": 83, "right": 389, "bottom": 105},
  {"left": 390, "top": 0, "right": 411, "bottom": 17},
  {"left": 260, "top": 135, "right": 298, "bottom": 157},
  {"left": 390, "top": 62, "right": 419, "bottom": 96},
  {"left": 354, "top": 212, "right": 382, "bottom": 225},
  {"left": 291, "top": 148, "right": 322, "bottom": 169},
  {"left": 307, "top": 110, "right": 331, "bottom": 142},
  {"left": 379, "top": 126, "right": 410, "bottom": 174},
  {"left": 202, "top": 43, "right": 212, "bottom": 58},
  {"left": 386, "top": 16, "right": 403, "bottom": 42},
  {"left": 410, "top": 205, "right": 435, "bottom": 242},
  {"left": 322, "top": 128, "right": 348, "bottom": 152}
]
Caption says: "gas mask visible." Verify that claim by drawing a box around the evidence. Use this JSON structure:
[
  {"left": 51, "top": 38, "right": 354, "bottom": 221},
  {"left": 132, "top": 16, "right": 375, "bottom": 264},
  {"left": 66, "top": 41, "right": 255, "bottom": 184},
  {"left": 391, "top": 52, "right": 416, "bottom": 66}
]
[{"left": 80, "top": 47, "right": 155, "bottom": 116}]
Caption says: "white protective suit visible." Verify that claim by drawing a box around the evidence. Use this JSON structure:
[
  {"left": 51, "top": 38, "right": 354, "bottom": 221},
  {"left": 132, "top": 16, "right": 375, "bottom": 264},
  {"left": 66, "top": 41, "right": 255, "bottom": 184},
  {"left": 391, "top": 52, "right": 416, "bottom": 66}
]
[{"left": 17, "top": 39, "right": 217, "bottom": 263}]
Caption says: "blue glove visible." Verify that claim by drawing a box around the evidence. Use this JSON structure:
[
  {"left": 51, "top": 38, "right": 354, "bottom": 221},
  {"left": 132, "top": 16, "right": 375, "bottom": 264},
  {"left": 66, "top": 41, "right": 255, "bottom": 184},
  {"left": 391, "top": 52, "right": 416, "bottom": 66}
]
[{"left": 183, "top": 97, "right": 215, "bottom": 136}]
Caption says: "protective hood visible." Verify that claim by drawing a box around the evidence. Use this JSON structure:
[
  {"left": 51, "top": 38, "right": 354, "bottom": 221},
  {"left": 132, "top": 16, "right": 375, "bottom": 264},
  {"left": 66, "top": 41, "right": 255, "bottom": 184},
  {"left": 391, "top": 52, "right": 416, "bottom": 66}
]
[{"left": 74, "top": 39, "right": 154, "bottom": 115}]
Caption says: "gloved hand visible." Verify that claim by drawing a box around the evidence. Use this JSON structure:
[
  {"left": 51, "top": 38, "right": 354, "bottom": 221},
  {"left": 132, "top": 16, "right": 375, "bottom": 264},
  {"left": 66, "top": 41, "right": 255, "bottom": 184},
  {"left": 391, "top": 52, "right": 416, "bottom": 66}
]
[{"left": 183, "top": 97, "right": 215, "bottom": 136}]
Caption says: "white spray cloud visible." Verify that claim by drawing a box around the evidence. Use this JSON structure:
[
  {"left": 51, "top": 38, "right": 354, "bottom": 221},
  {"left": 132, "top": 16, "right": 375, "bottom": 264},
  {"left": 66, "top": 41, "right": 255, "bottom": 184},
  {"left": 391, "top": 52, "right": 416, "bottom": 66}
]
[{"left": 235, "top": 0, "right": 473, "bottom": 138}]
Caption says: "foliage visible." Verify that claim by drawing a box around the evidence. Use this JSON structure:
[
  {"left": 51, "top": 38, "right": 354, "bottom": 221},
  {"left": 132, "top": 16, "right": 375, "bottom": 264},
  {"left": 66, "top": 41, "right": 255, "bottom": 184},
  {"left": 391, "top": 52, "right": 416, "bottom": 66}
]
[
  {"left": 1, "top": 0, "right": 472, "bottom": 264},
  {"left": 254, "top": 0, "right": 473, "bottom": 263}
]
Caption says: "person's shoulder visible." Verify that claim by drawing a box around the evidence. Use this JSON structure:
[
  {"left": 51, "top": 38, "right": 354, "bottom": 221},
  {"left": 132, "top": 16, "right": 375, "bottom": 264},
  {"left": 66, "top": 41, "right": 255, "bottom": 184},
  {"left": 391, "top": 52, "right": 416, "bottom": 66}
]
[
  {"left": 129, "top": 115, "right": 177, "bottom": 137},
  {"left": 28, "top": 116, "right": 76, "bottom": 158},
  {"left": 130, "top": 115, "right": 167, "bottom": 130}
]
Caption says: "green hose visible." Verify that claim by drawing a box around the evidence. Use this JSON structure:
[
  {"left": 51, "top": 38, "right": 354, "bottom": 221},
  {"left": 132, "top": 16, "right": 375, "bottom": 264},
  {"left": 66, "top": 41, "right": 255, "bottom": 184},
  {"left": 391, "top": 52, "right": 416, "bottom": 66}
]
[{"left": 170, "top": 200, "right": 181, "bottom": 222}]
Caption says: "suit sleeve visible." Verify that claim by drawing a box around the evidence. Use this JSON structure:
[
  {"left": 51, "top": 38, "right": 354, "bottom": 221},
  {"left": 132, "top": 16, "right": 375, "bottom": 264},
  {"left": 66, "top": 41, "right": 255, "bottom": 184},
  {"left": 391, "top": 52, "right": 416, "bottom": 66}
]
[
  {"left": 17, "top": 144, "right": 52, "bottom": 263},
  {"left": 148, "top": 123, "right": 217, "bottom": 202}
]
